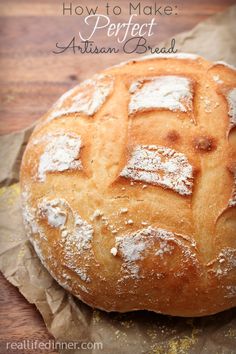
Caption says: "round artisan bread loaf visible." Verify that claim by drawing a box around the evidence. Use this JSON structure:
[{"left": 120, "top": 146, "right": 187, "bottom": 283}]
[{"left": 20, "top": 54, "right": 236, "bottom": 317}]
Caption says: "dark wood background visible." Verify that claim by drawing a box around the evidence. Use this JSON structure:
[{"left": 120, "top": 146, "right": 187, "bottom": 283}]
[{"left": 0, "top": 1, "right": 235, "bottom": 353}]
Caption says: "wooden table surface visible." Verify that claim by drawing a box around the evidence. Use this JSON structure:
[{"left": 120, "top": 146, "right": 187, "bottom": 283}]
[{"left": 0, "top": 0, "right": 235, "bottom": 353}]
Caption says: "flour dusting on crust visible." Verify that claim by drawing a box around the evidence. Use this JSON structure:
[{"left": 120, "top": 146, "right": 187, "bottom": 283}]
[
  {"left": 21, "top": 188, "right": 45, "bottom": 240},
  {"left": 129, "top": 76, "right": 193, "bottom": 114},
  {"left": 38, "top": 198, "right": 93, "bottom": 255},
  {"left": 115, "top": 227, "right": 196, "bottom": 279},
  {"left": 23, "top": 194, "right": 93, "bottom": 284},
  {"left": 116, "top": 233, "right": 146, "bottom": 277},
  {"left": 70, "top": 74, "right": 114, "bottom": 116},
  {"left": 46, "top": 74, "right": 114, "bottom": 122},
  {"left": 38, "top": 198, "right": 93, "bottom": 283},
  {"left": 224, "top": 286, "right": 236, "bottom": 299},
  {"left": 120, "top": 145, "right": 193, "bottom": 196},
  {"left": 208, "top": 248, "right": 236, "bottom": 277},
  {"left": 38, "top": 133, "right": 83, "bottom": 182},
  {"left": 226, "top": 88, "right": 236, "bottom": 130},
  {"left": 38, "top": 198, "right": 67, "bottom": 227}
]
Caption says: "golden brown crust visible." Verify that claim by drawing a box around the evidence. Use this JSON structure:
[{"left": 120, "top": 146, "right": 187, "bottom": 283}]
[{"left": 20, "top": 54, "right": 236, "bottom": 317}]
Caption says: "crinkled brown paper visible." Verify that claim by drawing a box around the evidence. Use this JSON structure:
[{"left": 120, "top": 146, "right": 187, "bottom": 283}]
[{"left": 0, "top": 5, "right": 236, "bottom": 354}]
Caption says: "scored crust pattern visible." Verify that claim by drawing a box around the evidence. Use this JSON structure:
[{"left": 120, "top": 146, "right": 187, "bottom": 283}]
[
  {"left": 44, "top": 74, "right": 114, "bottom": 124},
  {"left": 120, "top": 145, "right": 193, "bottom": 195},
  {"left": 37, "top": 133, "right": 83, "bottom": 181},
  {"left": 20, "top": 55, "right": 236, "bottom": 316},
  {"left": 129, "top": 76, "right": 193, "bottom": 114}
]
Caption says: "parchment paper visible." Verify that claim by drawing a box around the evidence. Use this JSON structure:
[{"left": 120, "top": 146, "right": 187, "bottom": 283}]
[{"left": 1, "top": 5, "right": 236, "bottom": 354}]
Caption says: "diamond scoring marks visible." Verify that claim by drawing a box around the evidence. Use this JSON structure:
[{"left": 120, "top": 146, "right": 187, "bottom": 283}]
[
  {"left": 115, "top": 226, "right": 197, "bottom": 279},
  {"left": 46, "top": 74, "right": 114, "bottom": 122},
  {"left": 120, "top": 145, "right": 193, "bottom": 196},
  {"left": 38, "top": 133, "right": 83, "bottom": 182},
  {"left": 129, "top": 76, "right": 193, "bottom": 115}
]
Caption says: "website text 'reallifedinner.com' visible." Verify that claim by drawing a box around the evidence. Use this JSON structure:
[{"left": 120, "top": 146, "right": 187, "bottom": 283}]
[{"left": 4, "top": 339, "right": 103, "bottom": 351}]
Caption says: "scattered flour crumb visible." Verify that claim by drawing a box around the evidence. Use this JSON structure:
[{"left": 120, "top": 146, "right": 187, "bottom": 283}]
[
  {"left": 90, "top": 209, "right": 103, "bottom": 220},
  {"left": 126, "top": 219, "right": 134, "bottom": 225},
  {"left": 111, "top": 247, "right": 118, "bottom": 256},
  {"left": 120, "top": 208, "right": 128, "bottom": 214},
  {"left": 212, "top": 75, "right": 223, "bottom": 84},
  {"left": 141, "top": 221, "right": 148, "bottom": 226}
]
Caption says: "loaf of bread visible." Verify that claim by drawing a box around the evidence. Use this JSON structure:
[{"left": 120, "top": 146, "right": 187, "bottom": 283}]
[{"left": 20, "top": 54, "right": 236, "bottom": 317}]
